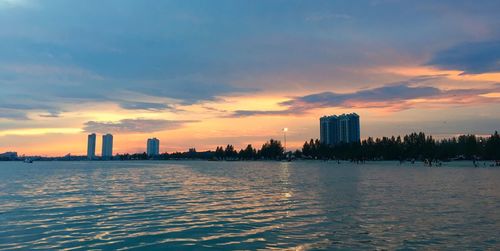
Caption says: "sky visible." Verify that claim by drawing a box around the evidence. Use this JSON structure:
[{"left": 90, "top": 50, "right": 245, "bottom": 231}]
[{"left": 0, "top": 0, "right": 499, "bottom": 156}]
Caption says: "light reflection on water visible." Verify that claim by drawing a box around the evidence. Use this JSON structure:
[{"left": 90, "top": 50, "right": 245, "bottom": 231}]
[{"left": 0, "top": 161, "right": 499, "bottom": 250}]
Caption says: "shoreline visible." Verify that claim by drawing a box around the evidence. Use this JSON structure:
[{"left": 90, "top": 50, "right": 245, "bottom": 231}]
[{"left": 1, "top": 158, "right": 499, "bottom": 166}]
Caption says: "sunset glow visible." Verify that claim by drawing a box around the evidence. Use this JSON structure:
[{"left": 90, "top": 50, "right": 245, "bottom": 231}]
[{"left": 1, "top": 1, "right": 499, "bottom": 156}]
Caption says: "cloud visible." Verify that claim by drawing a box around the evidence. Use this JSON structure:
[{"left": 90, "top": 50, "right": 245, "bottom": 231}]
[
  {"left": 39, "top": 110, "right": 61, "bottom": 118},
  {"left": 0, "top": 102, "right": 53, "bottom": 111},
  {"left": 0, "top": 62, "right": 256, "bottom": 117},
  {"left": 282, "top": 84, "right": 441, "bottom": 107},
  {"left": 118, "top": 101, "right": 174, "bottom": 111},
  {"left": 229, "top": 109, "right": 298, "bottom": 118},
  {"left": 0, "top": 109, "right": 29, "bottom": 120},
  {"left": 229, "top": 83, "right": 500, "bottom": 117},
  {"left": 0, "top": 100, "right": 62, "bottom": 120},
  {"left": 427, "top": 41, "right": 500, "bottom": 74},
  {"left": 1, "top": 2, "right": 500, "bottom": 125},
  {"left": 133, "top": 82, "right": 257, "bottom": 105},
  {"left": 82, "top": 118, "right": 196, "bottom": 134},
  {"left": 202, "top": 106, "right": 228, "bottom": 113}
]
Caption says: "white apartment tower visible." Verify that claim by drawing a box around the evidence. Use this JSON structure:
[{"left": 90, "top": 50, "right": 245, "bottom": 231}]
[
  {"left": 147, "top": 138, "right": 160, "bottom": 156},
  {"left": 102, "top": 134, "right": 113, "bottom": 159}
]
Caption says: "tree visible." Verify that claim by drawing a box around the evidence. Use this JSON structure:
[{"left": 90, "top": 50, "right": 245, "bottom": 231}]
[
  {"left": 238, "top": 144, "right": 256, "bottom": 160},
  {"left": 302, "top": 140, "right": 312, "bottom": 157},
  {"left": 260, "top": 139, "right": 284, "bottom": 159},
  {"left": 293, "top": 149, "right": 303, "bottom": 158},
  {"left": 215, "top": 146, "right": 224, "bottom": 160},
  {"left": 485, "top": 131, "right": 500, "bottom": 160},
  {"left": 224, "top": 144, "right": 237, "bottom": 159}
]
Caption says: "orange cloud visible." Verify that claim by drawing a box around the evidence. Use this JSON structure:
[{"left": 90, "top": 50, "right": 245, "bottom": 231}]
[{"left": 380, "top": 66, "right": 500, "bottom": 82}]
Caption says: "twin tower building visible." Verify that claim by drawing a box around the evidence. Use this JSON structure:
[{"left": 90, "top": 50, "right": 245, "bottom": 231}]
[
  {"left": 86, "top": 133, "right": 160, "bottom": 160},
  {"left": 320, "top": 113, "right": 360, "bottom": 145},
  {"left": 86, "top": 133, "right": 113, "bottom": 160}
]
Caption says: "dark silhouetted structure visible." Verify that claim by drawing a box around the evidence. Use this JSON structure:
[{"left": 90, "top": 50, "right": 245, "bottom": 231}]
[
  {"left": 320, "top": 113, "right": 360, "bottom": 145},
  {"left": 87, "top": 133, "right": 96, "bottom": 160}
]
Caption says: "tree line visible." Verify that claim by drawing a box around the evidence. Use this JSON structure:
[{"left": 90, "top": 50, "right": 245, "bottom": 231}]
[
  {"left": 301, "top": 131, "right": 500, "bottom": 161},
  {"left": 5, "top": 131, "right": 496, "bottom": 161},
  {"left": 112, "top": 131, "right": 500, "bottom": 161},
  {"left": 116, "top": 139, "right": 286, "bottom": 161}
]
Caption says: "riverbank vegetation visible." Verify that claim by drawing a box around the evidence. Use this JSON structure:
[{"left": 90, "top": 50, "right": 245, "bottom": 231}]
[
  {"left": 301, "top": 131, "right": 500, "bottom": 161},
  {"left": 146, "top": 131, "right": 500, "bottom": 161},
  {"left": 3, "top": 132, "right": 499, "bottom": 161}
]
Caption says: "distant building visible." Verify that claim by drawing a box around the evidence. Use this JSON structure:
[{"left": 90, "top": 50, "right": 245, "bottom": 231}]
[
  {"left": 147, "top": 138, "right": 160, "bottom": 156},
  {"left": 0, "top": 152, "right": 18, "bottom": 160},
  {"left": 320, "top": 115, "right": 339, "bottom": 145},
  {"left": 102, "top": 134, "right": 113, "bottom": 159},
  {"left": 320, "top": 113, "right": 360, "bottom": 145},
  {"left": 87, "top": 133, "right": 96, "bottom": 160},
  {"left": 347, "top": 114, "right": 360, "bottom": 143}
]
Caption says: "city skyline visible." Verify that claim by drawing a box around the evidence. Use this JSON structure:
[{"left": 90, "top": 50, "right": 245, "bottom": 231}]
[
  {"left": 1, "top": 1, "right": 499, "bottom": 156},
  {"left": 86, "top": 134, "right": 161, "bottom": 158}
]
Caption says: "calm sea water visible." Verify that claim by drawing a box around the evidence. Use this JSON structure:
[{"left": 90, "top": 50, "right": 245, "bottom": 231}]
[{"left": 0, "top": 161, "right": 499, "bottom": 250}]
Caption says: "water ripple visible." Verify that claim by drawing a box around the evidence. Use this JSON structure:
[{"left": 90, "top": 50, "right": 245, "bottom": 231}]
[{"left": 0, "top": 161, "right": 499, "bottom": 250}]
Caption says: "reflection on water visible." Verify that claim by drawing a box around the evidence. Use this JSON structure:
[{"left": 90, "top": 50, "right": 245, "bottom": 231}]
[{"left": 0, "top": 161, "right": 499, "bottom": 250}]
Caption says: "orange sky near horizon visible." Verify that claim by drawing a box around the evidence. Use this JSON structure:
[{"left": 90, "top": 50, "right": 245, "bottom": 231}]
[{"left": 2, "top": 67, "right": 500, "bottom": 157}]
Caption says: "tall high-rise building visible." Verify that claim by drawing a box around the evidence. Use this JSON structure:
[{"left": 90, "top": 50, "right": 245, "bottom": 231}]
[
  {"left": 320, "top": 113, "right": 360, "bottom": 145},
  {"left": 147, "top": 138, "right": 160, "bottom": 156},
  {"left": 347, "top": 114, "right": 360, "bottom": 143},
  {"left": 320, "top": 115, "right": 339, "bottom": 145},
  {"left": 102, "top": 134, "right": 113, "bottom": 159},
  {"left": 87, "top": 133, "right": 96, "bottom": 160}
]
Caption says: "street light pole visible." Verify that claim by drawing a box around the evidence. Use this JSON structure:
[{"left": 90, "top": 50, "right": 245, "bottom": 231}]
[{"left": 283, "top": 128, "right": 288, "bottom": 154}]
